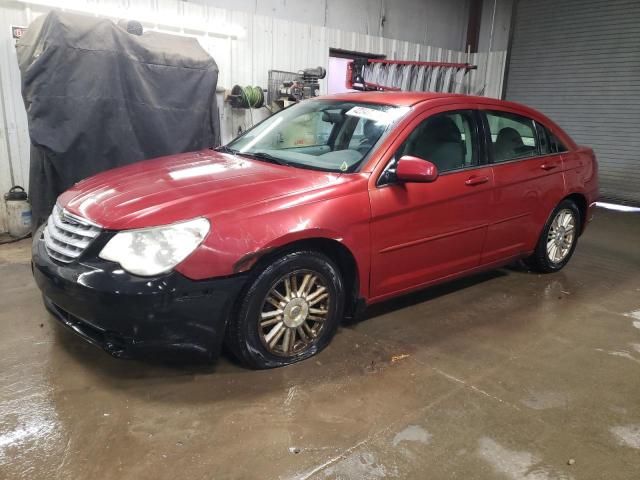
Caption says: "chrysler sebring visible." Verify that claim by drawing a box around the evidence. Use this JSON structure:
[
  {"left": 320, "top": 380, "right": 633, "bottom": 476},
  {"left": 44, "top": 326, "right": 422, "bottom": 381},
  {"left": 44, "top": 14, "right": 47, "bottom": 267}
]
[{"left": 32, "top": 92, "right": 599, "bottom": 368}]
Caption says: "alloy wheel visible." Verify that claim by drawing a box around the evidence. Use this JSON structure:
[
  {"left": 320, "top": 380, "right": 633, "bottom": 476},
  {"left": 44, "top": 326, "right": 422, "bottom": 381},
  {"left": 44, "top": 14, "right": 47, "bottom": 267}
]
[
  {"left": 546, "top": 208, "right": 576, "bottom": 264},
  {"left": 258, "top": 270, "right": 331, "bottom": 356}
]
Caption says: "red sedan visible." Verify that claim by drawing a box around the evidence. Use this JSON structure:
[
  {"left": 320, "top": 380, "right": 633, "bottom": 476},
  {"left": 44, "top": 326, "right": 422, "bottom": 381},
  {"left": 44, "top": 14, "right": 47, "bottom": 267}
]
[{"left": 32, "top": 92, "right": 599, "bottom": 368}]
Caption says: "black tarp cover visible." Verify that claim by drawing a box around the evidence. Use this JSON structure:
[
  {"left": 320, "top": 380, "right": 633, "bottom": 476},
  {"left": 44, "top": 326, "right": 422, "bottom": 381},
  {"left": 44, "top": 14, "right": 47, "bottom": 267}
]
[{"left": 17, "top": 10, "right": 221, "bottom": 228}]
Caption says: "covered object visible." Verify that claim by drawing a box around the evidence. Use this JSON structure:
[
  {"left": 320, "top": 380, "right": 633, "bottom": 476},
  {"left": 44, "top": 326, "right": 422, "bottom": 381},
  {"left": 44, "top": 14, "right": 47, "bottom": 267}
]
[{"left": 16, "top": 10, "right": 221, "bottom": 228}]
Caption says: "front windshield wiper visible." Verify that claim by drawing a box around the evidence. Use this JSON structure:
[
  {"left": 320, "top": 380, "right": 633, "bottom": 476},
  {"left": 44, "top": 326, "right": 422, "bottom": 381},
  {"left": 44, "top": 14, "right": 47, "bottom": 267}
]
[
  {"left": 214, "top": 145, "right": 239, "bottom": 155},
  {"left": 215, "top": 146, "right": 288, "bottom": 166},
  {"left": 241, "top": 151, "right": 290, "bottom": 166}
]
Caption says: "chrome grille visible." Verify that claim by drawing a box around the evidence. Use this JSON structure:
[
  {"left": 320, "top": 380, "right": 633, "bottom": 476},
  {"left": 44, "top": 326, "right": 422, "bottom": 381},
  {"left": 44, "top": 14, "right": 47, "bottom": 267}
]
[{"left": 43, "top": 205, "right": 101, "bottom": 263}]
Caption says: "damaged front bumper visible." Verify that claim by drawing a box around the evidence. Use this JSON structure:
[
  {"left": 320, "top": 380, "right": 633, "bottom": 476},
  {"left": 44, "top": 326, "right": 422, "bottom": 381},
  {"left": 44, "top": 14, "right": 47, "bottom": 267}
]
[{"left": 31, "top": 226, "right": 247, "bottom": 360}]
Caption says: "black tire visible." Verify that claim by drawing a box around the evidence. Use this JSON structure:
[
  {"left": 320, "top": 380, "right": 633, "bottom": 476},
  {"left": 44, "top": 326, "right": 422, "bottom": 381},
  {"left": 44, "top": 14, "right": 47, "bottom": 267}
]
[
  {"left": 225, "top": 250, "right": 344, "bottom": 369},
  {"left": 524, "top": 199, "right": 581, "bottom": 273}
]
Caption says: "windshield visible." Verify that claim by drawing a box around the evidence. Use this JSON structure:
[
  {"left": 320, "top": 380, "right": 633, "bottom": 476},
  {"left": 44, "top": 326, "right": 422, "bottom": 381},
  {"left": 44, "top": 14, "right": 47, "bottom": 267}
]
[{"left": 226, "top": 100, "right": 410, "bottom": 172}]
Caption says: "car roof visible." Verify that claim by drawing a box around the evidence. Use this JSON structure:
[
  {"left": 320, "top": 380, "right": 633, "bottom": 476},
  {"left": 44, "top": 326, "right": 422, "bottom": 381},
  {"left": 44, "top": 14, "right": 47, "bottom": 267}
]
[
  {"left": 320, "top": 91, "right": 529, "bottom": 111},
  {"left": 321, "top": 91, "right": 458, "bottom": 106}
]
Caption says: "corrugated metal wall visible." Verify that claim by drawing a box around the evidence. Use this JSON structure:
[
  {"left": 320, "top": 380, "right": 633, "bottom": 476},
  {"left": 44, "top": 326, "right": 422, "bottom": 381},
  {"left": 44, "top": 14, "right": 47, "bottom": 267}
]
[
  {"left": 0, "top": 0, "right": 507, "bottom": 232},
  {"left": 0, "top": 4, "right": 32, "bottom": 233},
  {"left": 196, "top": 0, "right": 471, "bottom": 50},
  {"left": 505, "top": 0, "right": 640, "bottom": 205}
]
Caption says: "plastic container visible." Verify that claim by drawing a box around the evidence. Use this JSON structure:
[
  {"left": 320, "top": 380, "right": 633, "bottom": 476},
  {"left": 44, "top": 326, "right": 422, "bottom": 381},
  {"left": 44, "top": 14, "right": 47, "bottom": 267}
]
[{"left": 4, "top": 186, "right": 32, "bottom": 238}]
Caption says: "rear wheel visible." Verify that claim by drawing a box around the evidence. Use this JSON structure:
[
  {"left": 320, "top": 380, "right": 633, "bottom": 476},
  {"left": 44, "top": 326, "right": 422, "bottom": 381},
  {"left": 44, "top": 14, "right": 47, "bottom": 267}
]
[
  {"left": 225, "top": 250, "right": 344, "bottom": 369},
  {"left": 525, "top": 199, "right": 581, "bottom": 273}
]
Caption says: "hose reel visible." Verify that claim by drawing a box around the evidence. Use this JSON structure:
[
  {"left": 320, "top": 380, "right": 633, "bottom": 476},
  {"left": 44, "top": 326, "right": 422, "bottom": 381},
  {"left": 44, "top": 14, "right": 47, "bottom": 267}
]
[{"left": 229, "top": 85, "right": 265, "bottom": 109}]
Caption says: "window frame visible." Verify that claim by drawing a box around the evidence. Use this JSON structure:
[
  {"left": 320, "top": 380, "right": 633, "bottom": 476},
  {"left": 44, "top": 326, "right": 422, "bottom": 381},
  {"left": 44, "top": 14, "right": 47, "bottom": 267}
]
[
  {"left": 548, "top": 129, "right": 569, "bottom": 154},
  {"left": 377, "top": 109, "right": 486, "bottom": 187},
  {"left": 534, "top": 120, "right": 551, "bottom": 156},
  {"left": 481, "top": 110, "right": 541, "bottom": 165}
]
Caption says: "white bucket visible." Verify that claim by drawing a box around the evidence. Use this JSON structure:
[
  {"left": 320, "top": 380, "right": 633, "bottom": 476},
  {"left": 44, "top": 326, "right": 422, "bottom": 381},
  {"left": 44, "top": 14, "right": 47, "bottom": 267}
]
[{"left": 4, "top": 186, "right": 32, "bottom": 238}]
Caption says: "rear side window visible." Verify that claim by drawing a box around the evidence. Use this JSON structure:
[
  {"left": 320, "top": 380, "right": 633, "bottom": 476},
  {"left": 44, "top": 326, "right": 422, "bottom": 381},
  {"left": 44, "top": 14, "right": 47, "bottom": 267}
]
[
  {"left": 537, "top": 124, "right": 569, "bottom": 155},
  {"left": 549, "top": 131, "right": 568, "bottom": 153},
  {"left": 485, "top": 111, "right": 538, "bottom": 163}
]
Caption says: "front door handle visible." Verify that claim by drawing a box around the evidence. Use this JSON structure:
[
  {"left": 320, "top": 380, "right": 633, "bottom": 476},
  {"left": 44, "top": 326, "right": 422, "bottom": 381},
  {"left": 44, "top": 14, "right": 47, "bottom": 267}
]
[
  {"left": 541, "top": 163, "right": 559, "bottom": 171},
  {"left": 465, "top": 175, "right": 489, "bottom": 186}
]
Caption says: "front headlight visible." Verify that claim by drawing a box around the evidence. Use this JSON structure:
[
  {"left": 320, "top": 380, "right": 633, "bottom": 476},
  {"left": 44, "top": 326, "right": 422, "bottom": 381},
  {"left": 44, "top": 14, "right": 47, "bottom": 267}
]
[{"left": 99, "top": 218, "right": 210, "bottom": 276}]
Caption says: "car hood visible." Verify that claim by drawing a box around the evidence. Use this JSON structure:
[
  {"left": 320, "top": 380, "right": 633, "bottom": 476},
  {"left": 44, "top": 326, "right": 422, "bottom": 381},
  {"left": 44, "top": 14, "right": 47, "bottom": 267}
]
[{"left": 58, "top": 150, "right": 342, "bottom": 230}]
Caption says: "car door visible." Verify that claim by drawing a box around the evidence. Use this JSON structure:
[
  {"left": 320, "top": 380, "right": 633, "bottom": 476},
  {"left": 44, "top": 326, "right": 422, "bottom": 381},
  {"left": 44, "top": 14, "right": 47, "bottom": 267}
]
[
  {"left": 480, "top": 109, "right": 566, "bottom": 264},
  {"left": 369, "top": 108, "right": 494, "bottom": 300}
]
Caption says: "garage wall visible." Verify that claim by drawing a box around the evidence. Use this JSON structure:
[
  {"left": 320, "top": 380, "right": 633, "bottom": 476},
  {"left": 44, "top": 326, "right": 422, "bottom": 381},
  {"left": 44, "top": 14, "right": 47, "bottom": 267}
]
[
  {"left": 201, "top": 0, "right": 471, "bottom": 50},
  {"left": 0, "top": 4, "right": 31, "bottom": 233},
  {"left": 478, "top": 0, "right": 513, "bottom": 53},
  {"left": 505, "top": 0, "right": 640, "bottom": 205},
  {"left": 0, "top": 0, "right": 507, "bottom": 232}
]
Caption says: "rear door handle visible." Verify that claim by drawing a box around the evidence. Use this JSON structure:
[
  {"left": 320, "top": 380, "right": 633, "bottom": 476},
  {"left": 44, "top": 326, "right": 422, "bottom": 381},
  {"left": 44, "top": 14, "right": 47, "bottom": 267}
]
[
  {"left": 465, "top": 175, "right": 489, "bottom": 186},
  {"left": 541, "top": 163, "right": 559, "bottom": 171}
]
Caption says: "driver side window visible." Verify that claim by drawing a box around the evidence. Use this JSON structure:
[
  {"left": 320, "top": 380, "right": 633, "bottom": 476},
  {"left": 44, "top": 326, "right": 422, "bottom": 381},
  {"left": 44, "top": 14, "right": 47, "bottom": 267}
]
[{"left": 380, "top": 110, "right": 479, "bottom": 185}]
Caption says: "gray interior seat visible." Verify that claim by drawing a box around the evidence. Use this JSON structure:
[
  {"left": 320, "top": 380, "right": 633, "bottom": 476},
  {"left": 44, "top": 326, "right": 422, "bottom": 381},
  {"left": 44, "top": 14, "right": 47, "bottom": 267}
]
[
  {"left": 357, "top": 120, "right": 384, "bottom": 155},
  {"left": 406, "top": 116, "right": 465, "bottom": 172},
  {"left": 494, "top": 127, "right": 524, "bottom": 162}
]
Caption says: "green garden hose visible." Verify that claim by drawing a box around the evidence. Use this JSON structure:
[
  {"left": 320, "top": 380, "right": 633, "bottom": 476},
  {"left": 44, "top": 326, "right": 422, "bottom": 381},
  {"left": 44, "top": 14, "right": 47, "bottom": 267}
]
[{"left": 230, "top": 85, "right": 264, "bottom": 108}]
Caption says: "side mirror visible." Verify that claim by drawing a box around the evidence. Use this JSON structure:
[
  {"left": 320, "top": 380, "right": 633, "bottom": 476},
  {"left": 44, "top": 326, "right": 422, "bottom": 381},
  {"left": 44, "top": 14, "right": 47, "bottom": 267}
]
[{"left": 395, "top": 155, "right": 439, "bottom": 183}]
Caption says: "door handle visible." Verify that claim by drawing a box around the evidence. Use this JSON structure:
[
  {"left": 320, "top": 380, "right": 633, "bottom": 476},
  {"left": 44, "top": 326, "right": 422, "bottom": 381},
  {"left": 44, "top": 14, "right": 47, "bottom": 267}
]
[
  {"left": 541, "top": 163, "right": 559, "bottom": 171},
  {"left": 465, "top": 175, "right": 489, "bottom": 186}
]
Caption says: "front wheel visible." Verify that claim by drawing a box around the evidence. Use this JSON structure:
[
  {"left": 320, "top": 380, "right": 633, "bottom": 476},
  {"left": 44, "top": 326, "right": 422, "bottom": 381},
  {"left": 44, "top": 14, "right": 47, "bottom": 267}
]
[
  {"left": 525, "top": 199, "right": 581, "bottom": 273},
  {"left": 225, "top": 250, "right": 344, "bottom": 369}
]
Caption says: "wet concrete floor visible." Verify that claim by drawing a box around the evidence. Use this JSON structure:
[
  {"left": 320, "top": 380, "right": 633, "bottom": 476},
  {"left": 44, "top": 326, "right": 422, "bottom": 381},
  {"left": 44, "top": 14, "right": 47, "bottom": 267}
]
[{"left": 1, "top": 207, "right": 639, "bottom": 479}]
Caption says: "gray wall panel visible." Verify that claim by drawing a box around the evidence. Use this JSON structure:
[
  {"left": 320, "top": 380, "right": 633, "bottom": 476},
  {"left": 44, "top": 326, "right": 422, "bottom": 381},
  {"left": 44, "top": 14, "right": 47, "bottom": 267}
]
[
  {"left": 199, "top": 0, "right": 471, "bottom": 50},
  {"left": 505, "top": 0, "right": 640, "bottom": 204},
  {"left": 478, "top": 0, "right": 514, "bottom": 52}
]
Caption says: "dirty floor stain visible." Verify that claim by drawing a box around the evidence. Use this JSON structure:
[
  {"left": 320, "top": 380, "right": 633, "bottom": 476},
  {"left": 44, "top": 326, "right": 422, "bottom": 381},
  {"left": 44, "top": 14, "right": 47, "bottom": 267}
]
[
  {"left": 610, "top": 424, "right": 640, "bottom": 450},
  {"left": 477, "top": 437, "right": 573, "bottom": 480},
  {"left": 520, "top": 391, "right": 568, "bottom": 411},
  {"left": 392, "top": 425, "right": 432, "bottom": 447}
]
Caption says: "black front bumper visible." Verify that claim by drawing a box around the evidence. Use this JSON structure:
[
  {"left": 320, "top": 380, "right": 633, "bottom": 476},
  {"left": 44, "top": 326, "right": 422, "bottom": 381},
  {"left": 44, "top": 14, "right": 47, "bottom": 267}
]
[{"left": 32, "top": 227, "right": 247, "bottom": 360}]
